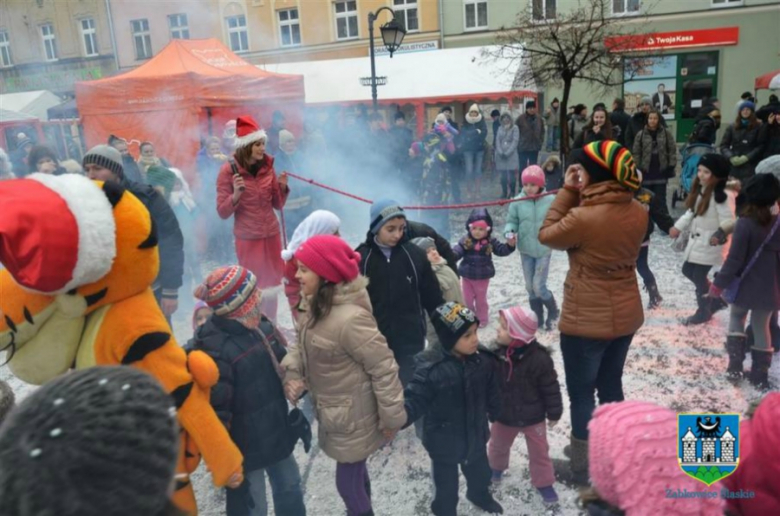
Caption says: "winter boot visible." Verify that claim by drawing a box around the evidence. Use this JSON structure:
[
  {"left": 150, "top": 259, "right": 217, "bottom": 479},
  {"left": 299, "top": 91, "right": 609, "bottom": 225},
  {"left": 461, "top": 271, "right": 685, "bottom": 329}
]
[
  {"left": 537, "top": 485, "right": 559, "bottom": 504},
  {"left": 646, "top": 283, "right": 663, "bottom": 310},
  {"left": 466, "top": 490, "right": 504, "bottom": 514},
  {"left": 491, "top": 469, "right": 503, "bottom": 484},
  {"left": 553, "top": 435, "right": 589, "bottom": 487},
  {"left": 682, "top": 295, "right": 712, "bottom": 325},
  {"left": 725, "top": 334, "right": 748, "bottom": 383},
  {"left": 749, "top": 348, "right": 773, "bottom": 391},
  {"left": 542, "top": 295, "right": 560, "bottom": 331},
  {"left": 711, "top": 296, "right": 728, "bottom": 315},
  {"left": 529, "top": 298, "right": 545, "bottom": 331}
]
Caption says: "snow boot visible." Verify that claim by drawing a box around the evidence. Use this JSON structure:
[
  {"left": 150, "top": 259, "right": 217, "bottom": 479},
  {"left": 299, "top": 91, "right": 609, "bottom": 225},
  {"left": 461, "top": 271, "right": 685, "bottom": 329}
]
[
  {"left": 529, "top": 298, "right": 545, "bottom": 330},
  {"left": 542, "top": 295, "right": 559, "bottom": 331},
  {"left": 725, "top": 334, "right": 748, "bottom": 383},
  {"left": 553, "top": 435, "right": 589, "bottom": 487},
  {"left": 466, "top": 490, "right": 504, "bottom": 514},
  {"left": 537, "top": 485, "right": 559, "bottom": 504},
  {"left": 711, "top": 296, "right": 728, "bottom": 314},
  {"left": 682, "top": 295, "right": 712, "bottom": 325},
  {"left": 749, "top": 348, "right": 773, "bottom": 391},
  {"left": 646, "top": 283, "right": 663, "bottom": 309}
]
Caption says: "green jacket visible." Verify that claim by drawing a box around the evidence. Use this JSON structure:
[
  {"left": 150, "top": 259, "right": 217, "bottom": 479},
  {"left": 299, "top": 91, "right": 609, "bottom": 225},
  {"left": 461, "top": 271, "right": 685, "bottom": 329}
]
[{"left": 505, "top": 191, "right": 554, "bottom": 258}]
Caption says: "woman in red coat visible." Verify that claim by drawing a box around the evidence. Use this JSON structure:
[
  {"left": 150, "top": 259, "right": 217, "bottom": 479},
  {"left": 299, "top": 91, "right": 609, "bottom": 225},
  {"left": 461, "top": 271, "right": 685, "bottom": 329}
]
[{"left": 217, "top": 115, "right": 289, "bottom": 321}]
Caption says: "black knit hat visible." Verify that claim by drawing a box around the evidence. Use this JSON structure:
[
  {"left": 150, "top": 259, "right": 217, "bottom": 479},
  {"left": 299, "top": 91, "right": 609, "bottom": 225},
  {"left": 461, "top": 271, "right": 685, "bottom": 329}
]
[
  {"left": 0, "top": 366, "right": 179, "bottom": 516},
  {"left": 698, "top": 153, "right": 730, "bottom": 180},
  {"left": 432, "top": 302, "right": 479, "bottom": 351},
  {"left": 526, "top": 100, "right": 537, "bottom": 109},
  {"left": 570, "top": 148, "right": 613, "bottom": 185},
  {"left": 743, "top": 173, "right": 780, "bottom": 207},
  {"left": 83, "top": 144, "right": 124, "bottom": 179}
]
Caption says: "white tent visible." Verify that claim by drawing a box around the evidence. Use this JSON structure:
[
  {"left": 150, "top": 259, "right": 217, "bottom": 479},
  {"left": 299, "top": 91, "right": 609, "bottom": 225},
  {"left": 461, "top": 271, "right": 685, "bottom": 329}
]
[
  {"left": 0, "top": 108, "right": 38, "bottom": 123},
  {"left": 257, "top": 45, "right": 534, "bottom": 106},
  {"left": 0, "top": 90, "right": 62, "bottom": 120}
]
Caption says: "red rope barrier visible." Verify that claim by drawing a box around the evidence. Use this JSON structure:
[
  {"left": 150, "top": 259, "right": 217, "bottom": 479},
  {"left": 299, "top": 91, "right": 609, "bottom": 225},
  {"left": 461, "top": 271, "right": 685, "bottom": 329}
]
[{"left": 283, "top": 171, "right": 559, "bottom": 210}]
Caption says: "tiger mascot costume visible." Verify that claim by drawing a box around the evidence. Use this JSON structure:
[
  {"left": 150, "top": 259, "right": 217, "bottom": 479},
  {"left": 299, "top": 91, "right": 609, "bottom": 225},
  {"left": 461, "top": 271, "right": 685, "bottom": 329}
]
[{"left": 0, "top": 173, "right": 243, "bottom": 514}]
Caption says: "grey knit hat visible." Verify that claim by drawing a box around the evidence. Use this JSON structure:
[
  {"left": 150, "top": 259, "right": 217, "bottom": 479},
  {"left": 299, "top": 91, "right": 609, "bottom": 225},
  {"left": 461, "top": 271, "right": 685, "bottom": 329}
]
[
  {"left": 410, "top": 236, "right": 436, "bottom": 252},
  {"left": 82, "top": 144, "right": 124, "bottom": 178},
  {"left": 0, "top": 366, "right": 180, "bottom": 516},
  {"left": 640, "top": 96, "right": 652, "bottom": 106}
]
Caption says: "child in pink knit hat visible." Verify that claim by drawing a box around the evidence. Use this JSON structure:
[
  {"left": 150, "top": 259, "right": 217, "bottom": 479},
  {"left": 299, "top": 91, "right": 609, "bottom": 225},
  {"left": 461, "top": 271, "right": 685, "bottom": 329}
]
[
  {"left": 583, "top": 401, "right": 723, "bottom": 516},
  {"left": 487, "top": 305, "right": 563, "bottom": 504}
]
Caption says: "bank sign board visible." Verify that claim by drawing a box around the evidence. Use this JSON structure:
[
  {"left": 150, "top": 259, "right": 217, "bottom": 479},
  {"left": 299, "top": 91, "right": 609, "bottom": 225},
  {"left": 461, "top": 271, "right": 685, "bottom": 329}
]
[{"left": 606, "top": 27, "right": 739, "bottom": 52}]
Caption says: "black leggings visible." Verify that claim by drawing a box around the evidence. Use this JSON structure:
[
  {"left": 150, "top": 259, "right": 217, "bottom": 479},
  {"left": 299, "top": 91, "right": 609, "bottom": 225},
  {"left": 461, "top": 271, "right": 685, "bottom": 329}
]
[
  {"left": 682, "top": 261, "right": 712, "bottom": 299},
  {"left": 636, "top": 245, "right": 656, "bottom": 287}
]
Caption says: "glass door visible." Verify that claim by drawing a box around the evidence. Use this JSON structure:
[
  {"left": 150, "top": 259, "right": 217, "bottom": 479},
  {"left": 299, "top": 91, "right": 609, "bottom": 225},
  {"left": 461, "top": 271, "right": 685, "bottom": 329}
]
[{"left": 676, "top": 51, "right": 719, "bottom": 142}]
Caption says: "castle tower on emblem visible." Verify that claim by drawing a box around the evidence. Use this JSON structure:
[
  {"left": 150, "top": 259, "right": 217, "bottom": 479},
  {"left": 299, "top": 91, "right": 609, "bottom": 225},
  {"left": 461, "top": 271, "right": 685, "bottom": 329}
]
[
  {"left": 720, "top": 427, "right": 735, "bottom": 463},
  {"left": 682, "top": 428, "right": 697, "bottom": 462},
  {"left": 679, "top": 417, "right": 737, "bottom": 466}
]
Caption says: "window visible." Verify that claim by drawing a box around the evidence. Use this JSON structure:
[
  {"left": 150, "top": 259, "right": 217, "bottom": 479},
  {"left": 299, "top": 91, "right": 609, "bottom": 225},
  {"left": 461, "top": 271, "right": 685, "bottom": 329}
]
[
  {"left": 131, "top": 19, "right": 152, "bottom": 59},
  {"left": 40, "top": 23, "right": 58, "bottom": 61},
  {"left": 612, "top": 0, "right": 640, "bottom": 15},
  {"left": 80, "top": 18, "right": 98, "bottom": 56},
  {"left": 464, "top": 1, "right": 488, "bottom": 30},
  {"left": 0, "top": 30, "right": 12, "bottom": 67},
  {"left": 532, "top": 0, "right": 556, "bottom": 21},
  {"left": 226, "top": 15, "right": 248, "bottom": 52},
  {"left": 393, "top": 0, "right": 419, "bottom": 33},
  {"left": 168, "top": 14, "right": 189, "bottom": 39},
  {"left": 335, "top": 1, "right": 358, "bottom": 40},
  {"left": 278, "top": 9, "right": 301, "bottom": 47},
  {"left": 712, "top": 0, "right": 743, "bottom": 6}
]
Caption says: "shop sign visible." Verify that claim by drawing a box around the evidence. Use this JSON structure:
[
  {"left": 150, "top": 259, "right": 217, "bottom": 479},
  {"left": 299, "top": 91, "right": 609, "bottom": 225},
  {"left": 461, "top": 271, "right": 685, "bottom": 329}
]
[
  {"left": 4, "top": 67, "right": 104, "bottom": 93},
  {"left": 606, "top": 27, "right": 739, "bottom": 52},
  {"left": 373, "top": 40, "right": 438, "bottom": 57}
]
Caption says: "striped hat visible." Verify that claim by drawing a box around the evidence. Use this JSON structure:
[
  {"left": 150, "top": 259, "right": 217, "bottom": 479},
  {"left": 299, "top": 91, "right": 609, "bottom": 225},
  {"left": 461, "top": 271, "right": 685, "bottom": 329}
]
[
  {"left": 499, "top": 306, "right": 538, "bottom": 346},
  {"left": 194, "top": 266, "right": 263, "bottom": 328},
  {"left": 582, "top": 141, "right": 640, "bottom": 191}
]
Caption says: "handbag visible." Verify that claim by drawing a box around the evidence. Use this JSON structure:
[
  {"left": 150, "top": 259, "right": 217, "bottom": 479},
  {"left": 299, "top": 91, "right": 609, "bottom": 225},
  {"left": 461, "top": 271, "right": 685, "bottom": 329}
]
[{"left": 722, "top": 216, "right": 780, "bottom": 303}]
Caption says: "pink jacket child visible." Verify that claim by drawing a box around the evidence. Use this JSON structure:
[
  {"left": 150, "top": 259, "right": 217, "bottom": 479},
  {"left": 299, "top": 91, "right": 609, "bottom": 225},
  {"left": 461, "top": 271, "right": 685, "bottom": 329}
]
[{"left": 216, "top": 115, "right": 290, "bottom": 321}]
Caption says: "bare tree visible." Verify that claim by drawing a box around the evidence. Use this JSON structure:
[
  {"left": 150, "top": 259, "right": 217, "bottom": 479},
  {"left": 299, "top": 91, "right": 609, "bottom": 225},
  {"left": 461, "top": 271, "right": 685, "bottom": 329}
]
[{"left": 484, "top": 0, "right": 657, "bottom": 159}]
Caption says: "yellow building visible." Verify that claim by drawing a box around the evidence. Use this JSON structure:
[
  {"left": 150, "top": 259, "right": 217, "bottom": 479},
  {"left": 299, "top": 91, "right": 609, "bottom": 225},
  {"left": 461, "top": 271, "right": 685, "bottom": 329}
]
[{"left": 216, "top": 0, "right": 442, "bottom": 64}]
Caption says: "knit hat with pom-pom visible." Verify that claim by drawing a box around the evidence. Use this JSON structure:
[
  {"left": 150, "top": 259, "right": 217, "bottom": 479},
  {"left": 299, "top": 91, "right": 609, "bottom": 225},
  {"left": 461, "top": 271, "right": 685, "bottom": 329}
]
[
  {"left": 588, "top": 401, "right": 722, "bottom": 516},
  {"left": 295, "top": 234, "right": 361, "bottom": 284},
  {"left": 194, "top": 265, "right": 263, "bottom": 329},
  {"left": 521, "top": 165, "right": 546, "bottom": 188},
  {"left": 0, "top": 366, "right": 179, "bottom": 516}
]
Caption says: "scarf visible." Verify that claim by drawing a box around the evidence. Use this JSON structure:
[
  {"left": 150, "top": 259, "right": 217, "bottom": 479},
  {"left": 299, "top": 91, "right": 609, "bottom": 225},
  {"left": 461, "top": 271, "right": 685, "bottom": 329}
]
[{"left": 466, "top": 104, "right": 483, "bottom": 125}]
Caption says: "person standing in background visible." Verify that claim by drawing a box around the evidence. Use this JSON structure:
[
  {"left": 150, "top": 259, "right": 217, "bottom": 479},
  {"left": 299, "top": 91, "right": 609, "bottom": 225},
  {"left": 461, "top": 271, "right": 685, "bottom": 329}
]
[
  {"left": 610, "top": 98, "right": 631, "bottom": 146},
  {"left": 216, "top": 115, "right": 290, "bottom": 322},
  {"left": 516, "top": 101, "right": 545, "bottom": 169},
  {"left": 544, "top": 98, "right": 560, "bottom": 152},
  {"left": 267, "top": 110, "right": 286, "bottom": 157},
  {"left": 107, "top": 135, "right": 144, "bottom": 184}
]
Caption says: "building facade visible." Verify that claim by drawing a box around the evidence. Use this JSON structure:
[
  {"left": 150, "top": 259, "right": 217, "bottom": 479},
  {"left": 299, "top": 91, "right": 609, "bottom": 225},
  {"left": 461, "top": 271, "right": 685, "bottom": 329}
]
[
  {"left": 0, "top": 0, "right": 116, "bottom": 95},
  {"left": 214, "top": 0, "right": 441, "bottom": 64},
  {"left": 441, "top": 0, "right": 780, "bottom": 142},
  {"left": 108, "top": 0, "right": 220, "bottom": 69}
]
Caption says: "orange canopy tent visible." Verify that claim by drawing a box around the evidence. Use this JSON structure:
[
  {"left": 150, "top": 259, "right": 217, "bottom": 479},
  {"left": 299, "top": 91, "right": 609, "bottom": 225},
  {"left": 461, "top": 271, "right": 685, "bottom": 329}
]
[{"left": 75, "top": 38, "right": 305, "bottom": 182}]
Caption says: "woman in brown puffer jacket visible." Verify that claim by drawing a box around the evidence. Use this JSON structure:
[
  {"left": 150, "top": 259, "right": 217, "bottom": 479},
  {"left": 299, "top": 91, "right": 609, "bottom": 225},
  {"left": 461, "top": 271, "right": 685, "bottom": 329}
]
[
  {"left": 282, "top": 235, "right": 405, "bottom": 516},
  {"left": 539, "top": 141, "right": 647, "bottom": 487}
]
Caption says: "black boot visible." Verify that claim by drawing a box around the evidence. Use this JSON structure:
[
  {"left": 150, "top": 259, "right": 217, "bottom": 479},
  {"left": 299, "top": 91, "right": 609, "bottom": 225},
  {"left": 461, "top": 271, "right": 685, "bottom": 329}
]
[
  {"left": 749, "top": 348, "right": 773, "bottom": 391},
  {"left": 529, "top": 298, "right": 545, "bottom": 330},
  {"left": 725, "top": 334, "right": 748, "bottom": 383},
  {"left": 682, "top": 295, "right": 712, "bottom": 325},
  {"left": 646, "top": 283, "right": 663, "bottom": 310},
  {"left": 542, "top": 295, "right": 559, "bottom": 331},
  {"left": 711, "top": 296, "right": 728, "bottom": 314},
  {"left": 466, "top": 490, "right": 504, "bottom": 514}
]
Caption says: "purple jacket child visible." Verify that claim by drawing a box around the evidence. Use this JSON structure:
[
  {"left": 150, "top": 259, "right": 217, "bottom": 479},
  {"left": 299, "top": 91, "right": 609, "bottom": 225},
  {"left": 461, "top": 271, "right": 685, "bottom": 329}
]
[{"left": 453, "top": 208, "right": 515, "bottom": 280}]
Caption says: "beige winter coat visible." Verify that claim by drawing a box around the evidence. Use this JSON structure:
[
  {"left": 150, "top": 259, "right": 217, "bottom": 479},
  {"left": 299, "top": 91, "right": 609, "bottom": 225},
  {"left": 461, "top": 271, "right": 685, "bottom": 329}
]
[{"left": 282, "top": 276, "right": 406, "bottom": 463}]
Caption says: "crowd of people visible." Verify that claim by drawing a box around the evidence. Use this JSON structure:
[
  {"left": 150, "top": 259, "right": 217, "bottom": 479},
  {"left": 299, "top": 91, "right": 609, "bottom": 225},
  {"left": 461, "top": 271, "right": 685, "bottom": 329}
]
[{"left": 0, "top": 87, "right": 779, "bottom": 516}]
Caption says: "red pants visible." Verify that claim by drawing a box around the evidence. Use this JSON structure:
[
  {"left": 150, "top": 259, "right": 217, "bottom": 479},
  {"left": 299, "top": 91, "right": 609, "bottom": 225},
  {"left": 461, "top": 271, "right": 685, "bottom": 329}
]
[
  {"left": 462, "top": 278, "right": 490, "bottom": 327},
  {"left": 487, "top": 421, "right": 555, "bottom": 488},
  {"left": 235, "top": 235, "right": 283, "bottom": 322}
]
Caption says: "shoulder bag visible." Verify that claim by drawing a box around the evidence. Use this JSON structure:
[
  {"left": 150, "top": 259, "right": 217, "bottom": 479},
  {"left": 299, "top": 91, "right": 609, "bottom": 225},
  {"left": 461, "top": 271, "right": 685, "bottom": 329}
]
[{"left": 722, "top": 216, "right": 780, "bottom": 304}]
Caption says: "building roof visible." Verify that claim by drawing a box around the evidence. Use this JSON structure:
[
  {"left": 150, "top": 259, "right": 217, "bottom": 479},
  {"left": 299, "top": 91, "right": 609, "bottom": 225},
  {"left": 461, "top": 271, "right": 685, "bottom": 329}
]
[
  {"left": 721, "top": 427, "right": 735, "bottom": 441},
  {"left": 682, "top": 428, "right": 697, "bottom": 441},
  {"left": 257, "top": 45, "right": 535, "bottom": 105},
  {"left": 0, "top": 90, "right": 62, "bottom": 121},
  {"left": 0, "top": 108, "right": 39, "bottom": 123}
]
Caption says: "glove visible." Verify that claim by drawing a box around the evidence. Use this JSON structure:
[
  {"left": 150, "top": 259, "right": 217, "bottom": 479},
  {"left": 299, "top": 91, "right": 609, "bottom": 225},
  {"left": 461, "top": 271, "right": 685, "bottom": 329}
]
[
  {"left": 730, "top": 155, "right": 749, "bottom": 167},
  {"left": 288, "top": 407, "right": 312, "bottom": 453},
  {"left": 710, "top": 228, "right": 728, "bottom": 246}
]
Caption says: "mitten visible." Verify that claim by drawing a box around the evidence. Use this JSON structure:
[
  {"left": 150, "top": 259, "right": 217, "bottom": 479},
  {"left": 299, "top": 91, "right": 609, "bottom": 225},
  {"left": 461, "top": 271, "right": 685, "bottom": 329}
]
[{"left": 730, "top": 155, "right": 749, "bottom": 166}]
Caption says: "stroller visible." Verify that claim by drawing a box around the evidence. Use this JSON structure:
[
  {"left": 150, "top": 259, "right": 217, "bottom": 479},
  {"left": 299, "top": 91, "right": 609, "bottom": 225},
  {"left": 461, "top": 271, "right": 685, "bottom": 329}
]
[{"left": 672, "top": 143, "right": 715, "bottom": 209}]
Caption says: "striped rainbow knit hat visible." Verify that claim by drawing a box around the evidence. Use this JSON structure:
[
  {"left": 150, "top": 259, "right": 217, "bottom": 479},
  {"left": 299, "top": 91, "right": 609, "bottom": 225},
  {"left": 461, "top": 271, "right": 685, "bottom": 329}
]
[
  {"left": 194, "top": 266, "right": 262, "bottom": 328},
  {"left": 583, "top": 141, "right": 641, "bottom": 191}
]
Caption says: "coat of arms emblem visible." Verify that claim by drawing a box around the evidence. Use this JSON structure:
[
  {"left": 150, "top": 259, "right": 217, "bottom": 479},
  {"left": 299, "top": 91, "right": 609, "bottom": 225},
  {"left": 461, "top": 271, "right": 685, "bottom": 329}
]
[{"left": 678, "top": 413, "right": 740, "bottom": 486}]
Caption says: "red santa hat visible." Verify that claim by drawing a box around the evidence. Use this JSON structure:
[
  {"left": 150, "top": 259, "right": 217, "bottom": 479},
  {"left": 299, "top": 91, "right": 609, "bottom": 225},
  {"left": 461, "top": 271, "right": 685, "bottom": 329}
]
[
  {"left": 234, "top": 115, "right": 267, "bottom": 149},
  {"left": 0, "top": 174, "right": 116, "bottom": 294}
]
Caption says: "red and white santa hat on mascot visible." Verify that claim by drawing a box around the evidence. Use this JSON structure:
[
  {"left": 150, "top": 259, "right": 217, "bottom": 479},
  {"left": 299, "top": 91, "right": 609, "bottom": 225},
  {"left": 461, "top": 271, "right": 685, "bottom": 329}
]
[
  {"left": 0, "top": 173, "right": 116, "bottom": 294},
  {"left": 233, "top": 115, "right": 267, "bottom": 149}
]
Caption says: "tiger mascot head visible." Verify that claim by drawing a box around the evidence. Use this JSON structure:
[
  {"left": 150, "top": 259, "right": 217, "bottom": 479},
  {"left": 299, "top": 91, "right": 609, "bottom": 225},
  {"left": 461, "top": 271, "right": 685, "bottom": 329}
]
[{"left": 0, "top": 173, "right": 159, "bottom": 384}]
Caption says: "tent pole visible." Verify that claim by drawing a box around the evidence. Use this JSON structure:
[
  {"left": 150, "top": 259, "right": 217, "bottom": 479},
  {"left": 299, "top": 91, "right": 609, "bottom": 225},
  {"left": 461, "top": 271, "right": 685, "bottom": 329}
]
[{"left": 104, "top": 0, "right": 120, "bottom": 72}]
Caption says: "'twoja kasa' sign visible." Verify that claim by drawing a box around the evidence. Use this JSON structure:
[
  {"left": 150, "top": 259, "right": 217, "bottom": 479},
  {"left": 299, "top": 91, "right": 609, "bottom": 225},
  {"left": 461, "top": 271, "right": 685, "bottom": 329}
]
[{"left": 606, "top": 27, "right": 740, "bottom": 52}]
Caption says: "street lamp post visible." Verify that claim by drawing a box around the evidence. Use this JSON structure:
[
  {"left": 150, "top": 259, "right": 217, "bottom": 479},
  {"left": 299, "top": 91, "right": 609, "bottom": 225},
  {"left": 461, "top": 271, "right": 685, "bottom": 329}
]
[{"left": 368, "top": 7, "right": 406, "bottom": 111}]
